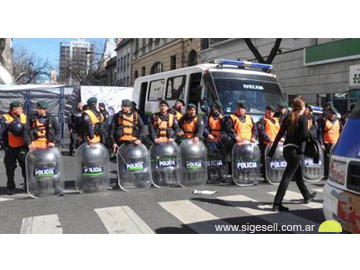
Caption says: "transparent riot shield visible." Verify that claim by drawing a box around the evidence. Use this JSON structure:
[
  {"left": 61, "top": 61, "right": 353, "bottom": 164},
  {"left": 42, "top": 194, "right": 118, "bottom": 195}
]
[
  {"left": 150, "top": 142, "right": 181, "bottom": 187},
  {"left": 264, "top": 143, "right": 287, "bottom": 185},
  {"left": 26, "top": 147, "right": 64, "bottom": 199},
  {"left": 179, "top": 139, "right": 207, "bottom": 187},
  {"left": 75, "top": 143, "right": 110, "bottom": 193},
  {"left": 117, "top": 143, "right": 152, "bottom": 191},
  {"left": 206, "top": 141, "right": 227, "bottom": 184},
  {"left": 232, "top": 142, "right": 261, "bottom": 187},
  {"left": 302, "top": 143, "right": 324, "bottom": 182}
]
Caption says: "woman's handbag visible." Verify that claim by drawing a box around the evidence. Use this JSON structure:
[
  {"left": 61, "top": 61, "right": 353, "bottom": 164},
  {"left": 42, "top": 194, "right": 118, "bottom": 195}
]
[{"left": 303, "top": 138, "right": 320, "bottom": 162}]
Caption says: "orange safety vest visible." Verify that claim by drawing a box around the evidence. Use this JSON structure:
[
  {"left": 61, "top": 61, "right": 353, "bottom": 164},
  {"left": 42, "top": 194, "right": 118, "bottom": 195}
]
[
  {"left": 118, "top": 112, "right": 138, "bottom": 142},
  {"left": 230, "top": 114, "right": 253, "bottom": 141},
  {"left": 154, "top": 113, "right": 174, "bottom": 143},
  {"left": 208, "top": 115, "right": 222, "bottom": 142},
  {"left": 183, "top": 117, "right": 198, "bottom": 139},
  {"left": 3, "top": 113, "right": 27, "bottom": 148},
  {"left": 84, "top": 109, "right": 104, "bottom": 143},
  {"left": 175, "top": 111, "right": 183, "bottom": 122},
  {"left": 324, "top": 118, "right": 340, "bottom": 144},
  {"left": 263, "top": 117, "right": 280, "bottom": 145},
  {"left": 31, "top": 116, "right": 49, "bottom": 149}
]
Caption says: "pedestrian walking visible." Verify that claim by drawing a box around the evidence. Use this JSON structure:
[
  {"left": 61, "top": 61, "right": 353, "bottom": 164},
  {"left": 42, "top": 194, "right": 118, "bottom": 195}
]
[{"left": 267, "top": 97, "right": 317, "bottom": 212}]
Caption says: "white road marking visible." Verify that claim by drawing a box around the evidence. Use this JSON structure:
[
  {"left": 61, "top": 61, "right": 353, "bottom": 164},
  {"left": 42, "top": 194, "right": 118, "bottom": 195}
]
[
  {"left": 268, "top": 191, "right": 322, "bottom": 209},
  {"left": 217, "top": 195, "right": 319, "bottom": 233},
  {"left": 95, "top": 206, "right": 154, "bottom": 234},
  {"left": 159, "top": 200, "right": 243, "bottom": 233},
  {"left": 20, "top": 214, "right": 63, "bottom": 234}
]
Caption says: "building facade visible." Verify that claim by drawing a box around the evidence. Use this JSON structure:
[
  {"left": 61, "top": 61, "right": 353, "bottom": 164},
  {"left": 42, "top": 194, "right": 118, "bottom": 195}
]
[
  {"left": 201, "top": 38, "right": 360, "bottom": 110},
  {"left": 59, "top": 38, "right": 93, "bottom": 85},
  {"left": 131, "top": 38, "right": 201, "bottom": 85},
  {"left": 0, "top": 38, "right": 13, "bottom": 75},
  {"left": 115, "top": 38, "right": 133, "bottom": 87}
]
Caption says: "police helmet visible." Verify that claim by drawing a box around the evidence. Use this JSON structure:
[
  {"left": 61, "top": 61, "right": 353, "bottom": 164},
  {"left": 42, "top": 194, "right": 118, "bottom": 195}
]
[{"left": 9, "top": 121, "right": 24, "bottom": 136}]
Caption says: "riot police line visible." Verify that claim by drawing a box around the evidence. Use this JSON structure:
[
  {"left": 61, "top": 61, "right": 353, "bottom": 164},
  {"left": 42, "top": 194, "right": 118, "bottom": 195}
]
[{"left": 0, "top": 97, "right": 332, "bottom": 199}]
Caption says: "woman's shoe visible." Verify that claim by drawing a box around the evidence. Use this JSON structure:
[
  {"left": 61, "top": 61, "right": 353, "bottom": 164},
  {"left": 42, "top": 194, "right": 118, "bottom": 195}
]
[
  {"left": 304, "top": 192, "right": 317, "bottom": 204},
  {"left": 272, "top": 204, "right": 289, "bottom": 212}
]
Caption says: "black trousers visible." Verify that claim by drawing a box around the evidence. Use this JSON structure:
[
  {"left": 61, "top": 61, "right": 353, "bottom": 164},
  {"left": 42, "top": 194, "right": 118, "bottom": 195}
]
[
  {"left": 273, "top": 146, "right": 310, "bottom": 206},
  {"left": 323, "top": 143, "right": 333, "bottom": 178},
  {"left": 69, "top": 132, "right": 79, "bottom": 154},
  {"left": 4, "top": 147, "right": 27, "bottom": 190}
]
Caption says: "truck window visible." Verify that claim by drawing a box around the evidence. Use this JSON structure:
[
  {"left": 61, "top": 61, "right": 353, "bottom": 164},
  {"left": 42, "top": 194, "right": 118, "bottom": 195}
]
[
  {"left": 139, "top": 82, "right": 148, "bottom": 118},
  {"left": 187, "top": 73, "right": 202, "bottom": 106},
  {"left": 166, "top": 75, "right": 186, "bottom": 100},
  {"left": 148, "top": 79, "right": 165, "bottom": 101}
]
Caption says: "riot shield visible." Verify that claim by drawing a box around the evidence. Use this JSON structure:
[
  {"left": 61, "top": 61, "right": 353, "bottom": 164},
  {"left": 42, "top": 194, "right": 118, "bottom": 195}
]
[
  {"left": 179, "top": 139, "right": 207, "bottom": 187},
  {"left": 26, "top": 147, "right": 64, "bottom": 198},
  {"left": 150, "top": 142, "right": 181, "bottom": 187},
  {"left": 302, "top": 143, "right": 324, "bottom": 182},
  {"left": 232, "top": 142, "right": 260, "bottom": 187},
  {"left": 75, "top": 143, "right": 110, "bottom": 193},
  {"left": 264, "top": 143, "right": 287, "bottom": 185},
  {"left": 117, "top": 143, "right": 152, "bottom": 191},
  {"left": 206, "top": 141, "right": 227, "bottom": 184}
]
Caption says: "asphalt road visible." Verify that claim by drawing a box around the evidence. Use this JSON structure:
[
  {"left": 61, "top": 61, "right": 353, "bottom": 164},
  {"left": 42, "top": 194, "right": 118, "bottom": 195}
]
[{"left": 0, "top": 148, "right": 326, "bottom": 234}]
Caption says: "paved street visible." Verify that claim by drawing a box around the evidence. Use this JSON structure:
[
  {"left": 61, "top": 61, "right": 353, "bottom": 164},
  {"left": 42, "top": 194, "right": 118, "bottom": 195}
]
[{"left": 0, "top": 149, "right": 326, "bottom": 234}]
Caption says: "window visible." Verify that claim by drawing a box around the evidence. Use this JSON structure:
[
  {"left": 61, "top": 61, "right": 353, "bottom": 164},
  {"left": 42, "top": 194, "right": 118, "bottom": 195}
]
[
  {"left": 166, "top": 75, "right": 186, "bottom": 100},
  {"left": 171, "top": 55, "right": 176, "bottom": 70},
  {"left": 148, "top": 79, "right": 165, "bottom": 101},
  {"left": 124, "top": 55, "right": 126, "bottom": 71},
  {"left": 127, "top": 53, "right": 130, "bottom": 66},
  {"left": 187, "top": 50, "right": 198, "bottom": 66},
  {"left": 142, "top": 66, "right": 146, "bottom": 76},
  {"left": 127, "top": 76, "right": 129, "bottom": 86},
  {"left": 188, "top": 73, "right": 203, "bottom": 106},
  {"left": 150, "top": 62, "right": 163, "bottom": 74},
  {"left": 134, "top": 70, "right": 139, "bottom": 80},
  {"left": 120, "top": 57, "right": 123, "bottom": 72}
]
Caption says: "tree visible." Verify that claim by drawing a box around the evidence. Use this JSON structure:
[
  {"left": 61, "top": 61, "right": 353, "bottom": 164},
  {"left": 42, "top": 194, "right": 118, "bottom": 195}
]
[
  {"left": 12, "top": 46, "right": 53, "bottom": 84},
  {"left": 243, "top": 38, "right": 282, "bottom": 64}
]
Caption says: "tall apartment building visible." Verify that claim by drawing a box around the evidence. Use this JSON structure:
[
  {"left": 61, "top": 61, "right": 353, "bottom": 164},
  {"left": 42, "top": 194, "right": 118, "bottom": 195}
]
[{"left": 59, "top": 38, "right": 93, "bottom": 85}]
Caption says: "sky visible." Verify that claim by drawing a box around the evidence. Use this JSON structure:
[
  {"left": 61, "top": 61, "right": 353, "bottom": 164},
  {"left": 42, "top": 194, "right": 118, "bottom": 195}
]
[{"left": 12, "top": 38, "right": 107, "bottom": 72}]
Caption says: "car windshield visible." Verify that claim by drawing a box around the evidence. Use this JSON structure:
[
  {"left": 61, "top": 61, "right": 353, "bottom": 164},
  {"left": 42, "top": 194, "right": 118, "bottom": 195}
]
[{"left": 211, "top": 72, "right": 287, "bottom": 114}]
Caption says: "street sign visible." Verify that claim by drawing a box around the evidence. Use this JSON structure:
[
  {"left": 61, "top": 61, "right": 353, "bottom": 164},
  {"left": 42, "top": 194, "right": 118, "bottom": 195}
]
[{"left": 350, "top": 64, "right": 360, "bottom": 88}]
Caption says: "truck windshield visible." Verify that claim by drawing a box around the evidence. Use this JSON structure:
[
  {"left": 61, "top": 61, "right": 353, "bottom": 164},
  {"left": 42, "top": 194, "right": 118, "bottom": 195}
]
[{"left": 209, "top": 71, "right": 287, "bottom": 114}]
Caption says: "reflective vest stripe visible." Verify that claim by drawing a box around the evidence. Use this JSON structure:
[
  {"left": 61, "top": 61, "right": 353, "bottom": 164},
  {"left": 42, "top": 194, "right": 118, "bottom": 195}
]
[
  {"left": 3, "top": 113, "right": 26, "bottom": 148},
  {"left": 230, "top": 114, "right": 253, "bottom": 141},
  {"left": 324, "top": 118, "right": 340, "bottom": 144},
  {"left": 118, "top": 113, "right": 138, "bottom": 141},
  {"left": 183, "top": 117, "right": 198, "bottom": 138},
  {"left": 208, "top": 115, "right": 221, "bottom": 142},
  {"left": 155, "top": 113, "right": 174, "bottom": 138},
  {"left": 175, "top": 111, "right": 183, "bottom": 121},
  {"left": 84, "top": 110, "right": 104, "bottom": 143},
  {"left": 263, "top": 117, "right": 280, "bottom": 145}
]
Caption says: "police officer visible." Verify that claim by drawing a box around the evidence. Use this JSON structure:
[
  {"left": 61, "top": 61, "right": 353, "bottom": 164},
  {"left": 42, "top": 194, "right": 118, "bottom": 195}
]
[
  {"left": 318, "top": 105, "right": 343, "bottom": 179},
  {"left": 68, "top": 102, "right": 83, "bottom": 156},
  {"left": 25, "top": 101, "right": 60, "bottom": 151},
  {"left": 203, "top": 100, "right": 229, "bottom": 149},
  {"left": 225, "top": 101, "right": 257, "bottom": 145},
  {"left": 79, "top": 97, "right": 104, "bottom": 145},
  {"left": 304, "top": 103, "right": 317, "bottom": 137},
  {"left": 109, "top": 99, "right": 145, "bottom": 152},
  {"left": 274, "top": 101, "right": 289, "bottom": 126},
  {"left": 109, "top": 99, "right": 145, "bottom": 189},
  {"left": 149, "top": 100, "right": 179, "bottom": 144},
  {"left": 172, "top": 98, "right": 185, "bottom": 121},
  {"left": 98, "top": 103, "right": 110, "bottom": 121},
  {"left": 177, "top": 103, "right": 204, "bottom": 143},
  {"left": 257, "top": 105, "right": 281, "bottom": 176},
  {"left": 0, "top": 101, "right": 27, "bottom": 195}
]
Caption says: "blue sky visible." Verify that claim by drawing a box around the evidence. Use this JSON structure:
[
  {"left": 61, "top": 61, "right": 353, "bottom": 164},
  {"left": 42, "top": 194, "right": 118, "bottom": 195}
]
[{"left": 12, "top": 38, "right": 106, "bottom": 72}]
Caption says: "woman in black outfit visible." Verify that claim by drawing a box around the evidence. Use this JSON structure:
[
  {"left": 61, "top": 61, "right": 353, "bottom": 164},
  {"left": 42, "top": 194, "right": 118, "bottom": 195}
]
[{"left": 267, "top": 97, "right": 317, "bottom": 212}]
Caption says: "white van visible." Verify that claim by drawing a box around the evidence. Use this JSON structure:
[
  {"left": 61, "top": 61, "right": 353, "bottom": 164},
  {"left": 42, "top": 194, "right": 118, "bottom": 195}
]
[{"left": 133, "top": 59, "right": 288, "bottom": 124}]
